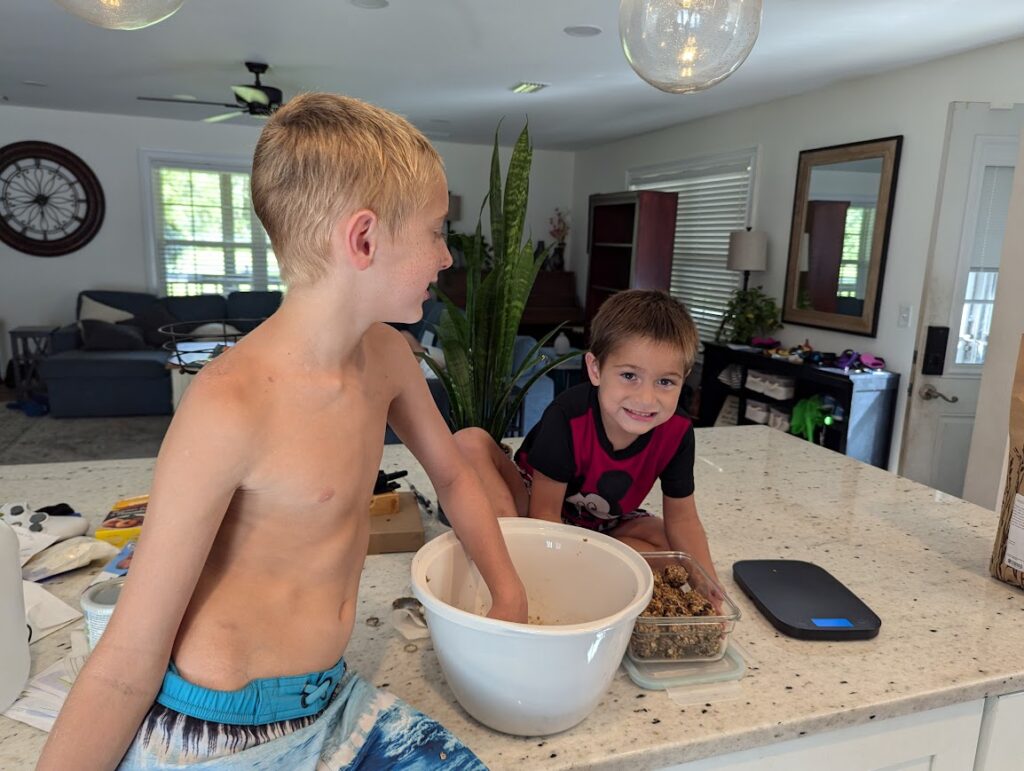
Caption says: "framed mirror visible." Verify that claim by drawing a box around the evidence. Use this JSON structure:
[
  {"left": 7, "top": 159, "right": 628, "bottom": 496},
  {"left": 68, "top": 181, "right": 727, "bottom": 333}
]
[{"left": 783, "top": 136, "right": 903, "bottom": 336}]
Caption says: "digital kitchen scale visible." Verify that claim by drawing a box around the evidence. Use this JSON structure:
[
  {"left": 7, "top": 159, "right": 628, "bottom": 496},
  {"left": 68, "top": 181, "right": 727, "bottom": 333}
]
[{"left": 732, "top": 560, "right": 881, "bottom": 640}]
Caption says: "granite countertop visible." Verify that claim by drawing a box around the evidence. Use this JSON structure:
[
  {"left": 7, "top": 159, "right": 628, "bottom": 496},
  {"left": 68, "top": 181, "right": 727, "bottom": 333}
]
[{"left": 2, "top": 426, "right": 1022, "bottom": 770}]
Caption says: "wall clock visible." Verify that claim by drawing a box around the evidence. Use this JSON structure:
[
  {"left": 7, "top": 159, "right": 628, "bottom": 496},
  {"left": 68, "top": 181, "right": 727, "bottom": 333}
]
[{"left": 0, "top": 141, "right": 105, "bottom": 257}]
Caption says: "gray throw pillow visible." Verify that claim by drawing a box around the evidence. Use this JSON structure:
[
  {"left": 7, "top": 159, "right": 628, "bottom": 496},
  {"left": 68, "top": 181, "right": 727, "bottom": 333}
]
[{"left": 80, "top": 320, "right": 148, "bottom": 351}]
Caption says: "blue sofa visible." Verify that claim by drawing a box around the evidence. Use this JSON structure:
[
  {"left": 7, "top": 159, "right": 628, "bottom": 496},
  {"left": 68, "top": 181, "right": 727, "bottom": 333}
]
[{"left": 41, "top": 289, "right": 282, "bottom": 418}]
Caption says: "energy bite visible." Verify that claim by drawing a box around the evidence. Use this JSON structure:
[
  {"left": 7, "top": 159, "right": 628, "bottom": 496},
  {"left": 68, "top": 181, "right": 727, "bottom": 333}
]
[{"left": 630, "top": 564, "right": 725, "bottom": 660}]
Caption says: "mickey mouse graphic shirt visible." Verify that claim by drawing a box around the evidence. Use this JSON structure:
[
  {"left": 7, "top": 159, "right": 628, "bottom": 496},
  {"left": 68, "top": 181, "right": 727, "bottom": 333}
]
[{"left": 514, "top": 382, "right": 695, "bottom": 532}]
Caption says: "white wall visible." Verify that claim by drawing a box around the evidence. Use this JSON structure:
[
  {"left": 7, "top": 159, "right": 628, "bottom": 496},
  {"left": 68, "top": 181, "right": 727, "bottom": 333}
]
[
  {"left": 0, "top": 104, "right": 574, "bottom": 364},
  {"left": 570, "top": 36, "right": 1024, "bottom": 470}
]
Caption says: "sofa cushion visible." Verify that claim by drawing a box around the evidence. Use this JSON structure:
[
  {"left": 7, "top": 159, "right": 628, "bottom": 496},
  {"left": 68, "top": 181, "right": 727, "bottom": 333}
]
[
  {"left": 77, "top": 290, "right": 159, "bottom": 319},
  {"left": 41, "top": 349, "right": 170, "bottom": 380},
  {"left": 78, "top": 294, "right": 135, "bottom": 324},
  {"left": 125, "top": 301, "right": 179, "bottom": 347},
  {"left": 80, "top": 320, "right": 148, "bottom": 351},
  {"left": 189, "top": 322, "right": 243, "bottom": 340},
  {"left": 227, "top": 291, "right": 282, "bottom": 332},
  {"left": 163, "top": 295, "right": 228, "bottom": 325}
]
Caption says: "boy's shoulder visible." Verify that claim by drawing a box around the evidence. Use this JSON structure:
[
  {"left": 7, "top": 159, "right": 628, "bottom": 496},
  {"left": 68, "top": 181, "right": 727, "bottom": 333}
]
[{"left": 549, "top": 381, "right": 594, "bottom": 418}]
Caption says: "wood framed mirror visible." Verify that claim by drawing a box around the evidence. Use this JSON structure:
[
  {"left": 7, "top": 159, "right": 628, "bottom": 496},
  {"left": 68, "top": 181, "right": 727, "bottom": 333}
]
[{"left": 783, "top": 136, "right": 903, "bottom": 336}]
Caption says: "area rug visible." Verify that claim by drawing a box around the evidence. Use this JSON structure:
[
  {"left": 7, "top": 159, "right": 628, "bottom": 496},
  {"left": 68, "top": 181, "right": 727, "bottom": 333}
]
[{"left": 0, "top": 394, "right": 170, "bottom": 465}]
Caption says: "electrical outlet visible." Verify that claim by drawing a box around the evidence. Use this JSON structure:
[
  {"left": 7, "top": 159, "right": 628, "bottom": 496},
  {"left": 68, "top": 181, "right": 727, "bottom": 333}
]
[{"left": 898, "top": 304, "right": 912, "bottom": 328}]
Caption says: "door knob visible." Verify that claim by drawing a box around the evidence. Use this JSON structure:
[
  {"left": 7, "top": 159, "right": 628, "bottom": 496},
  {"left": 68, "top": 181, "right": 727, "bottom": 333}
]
[{"left": 919, "top": 383, "right": 959, "bottom": 403}]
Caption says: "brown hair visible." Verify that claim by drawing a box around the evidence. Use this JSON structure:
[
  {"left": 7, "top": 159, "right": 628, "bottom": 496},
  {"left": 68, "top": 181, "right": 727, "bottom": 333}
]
[
  {"left": 251, "top": 92, "right": 444, "bottom": 286},
  {"left": 589, "top": 290, "right": 699, "bottom": 371}
]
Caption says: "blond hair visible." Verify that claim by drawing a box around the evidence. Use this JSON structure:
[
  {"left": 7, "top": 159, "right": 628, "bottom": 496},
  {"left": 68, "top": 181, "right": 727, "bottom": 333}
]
[
  {"left": 251, "top": 92, "right": 444, "bottom": 286},
  {"left": 590, "top": 290, "right": 700, "bottom": 372}
]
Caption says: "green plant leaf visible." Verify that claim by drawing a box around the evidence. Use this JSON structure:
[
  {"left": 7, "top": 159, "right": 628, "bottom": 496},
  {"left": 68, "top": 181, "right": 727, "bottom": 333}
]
[
  {"left": 488, "top": 123, "right": 505, "bottom": 265},
  {"left": 502, "top": 124, "right": 532, "bottom": 265}
]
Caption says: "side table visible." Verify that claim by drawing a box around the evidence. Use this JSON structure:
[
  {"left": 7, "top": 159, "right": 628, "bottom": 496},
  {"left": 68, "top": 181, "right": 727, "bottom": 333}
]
[{"left": 9, "top": 326, "right": 58, "bottom": 402}]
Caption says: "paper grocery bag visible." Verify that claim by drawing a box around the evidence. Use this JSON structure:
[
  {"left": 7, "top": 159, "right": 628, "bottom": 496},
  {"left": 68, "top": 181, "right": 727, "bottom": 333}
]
[{"left": 991, "top": 336, "right": 1024, "bottom": 589}]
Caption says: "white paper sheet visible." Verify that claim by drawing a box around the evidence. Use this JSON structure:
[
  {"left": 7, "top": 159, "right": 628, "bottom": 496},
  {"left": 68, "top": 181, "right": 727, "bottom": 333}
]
[
  {"left": 22, "top": 581, "right": 82, "bottom": 644},
  {"left": 14, "top": 528, "right": 57, "bottom": 566}
]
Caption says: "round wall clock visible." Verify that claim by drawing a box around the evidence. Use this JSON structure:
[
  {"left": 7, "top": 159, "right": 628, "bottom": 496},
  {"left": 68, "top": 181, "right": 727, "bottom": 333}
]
[{"left": 0, "top": 141, "right": 105, "bottom": 257}]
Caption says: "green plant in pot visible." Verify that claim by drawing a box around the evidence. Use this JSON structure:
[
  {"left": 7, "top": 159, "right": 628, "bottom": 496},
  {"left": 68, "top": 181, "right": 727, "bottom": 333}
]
[
  {"left": 420, "top": 122, "right": 582, "bottom": 442},
  {"left": 716, "top": 286, "right": 783, "bottom": 345}
]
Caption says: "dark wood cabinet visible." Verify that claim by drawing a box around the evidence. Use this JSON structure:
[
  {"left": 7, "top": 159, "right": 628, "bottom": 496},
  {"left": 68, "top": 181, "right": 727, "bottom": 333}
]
[
  {"left": 436, "top": 268, "right": 584, "bottom": 339},
  {"left": 585, "top": 191, "right": 678, "bottom": 334},
  {"left": 698, "top": 342, "right": 900, "bottom": 469}
]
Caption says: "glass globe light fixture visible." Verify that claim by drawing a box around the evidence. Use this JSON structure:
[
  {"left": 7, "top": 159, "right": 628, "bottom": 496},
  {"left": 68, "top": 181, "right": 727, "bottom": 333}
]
[
  {"left": 53, "top": 0, "right": 185, "bottom": 30},
  {"left": 619, "top": 0, "right": 763, "bottom": 94}
]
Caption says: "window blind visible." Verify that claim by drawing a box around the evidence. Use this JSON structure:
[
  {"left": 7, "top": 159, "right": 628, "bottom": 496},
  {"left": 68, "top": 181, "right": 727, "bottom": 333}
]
[
  {"left": 150, "top": 162, "right": 283, "bottom": 297},
  {"left": 628, "top": 150, "right": 756, "bottom": 342}
]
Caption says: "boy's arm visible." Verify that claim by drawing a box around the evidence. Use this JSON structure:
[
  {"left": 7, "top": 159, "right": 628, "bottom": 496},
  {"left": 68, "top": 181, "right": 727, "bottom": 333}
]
[
  {"left": 38, "top": 377, "right": 251, "bottom": 771},
  {"left": 663, "top": 494, "right": 720, "bottom": 587},
  {"left": 526, "top": 470, "right": 567, "bottom": 523},
  {"left": 384, "top": 329, "right": 526, "bottom": 623}
]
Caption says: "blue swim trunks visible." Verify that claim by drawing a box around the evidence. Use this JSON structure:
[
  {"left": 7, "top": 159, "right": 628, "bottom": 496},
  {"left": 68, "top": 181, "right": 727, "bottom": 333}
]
[{"left": 117, "top": 659, "right": 487, "bottom": 770}]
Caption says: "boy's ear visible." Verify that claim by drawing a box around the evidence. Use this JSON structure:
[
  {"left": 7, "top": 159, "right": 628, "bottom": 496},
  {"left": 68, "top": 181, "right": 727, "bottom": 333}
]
[
  {"left": 584, "top": 351, "right": 601, "bottom": 387},
  {"left": 333, "top": 209, "right": 378, "bottom": 271}
]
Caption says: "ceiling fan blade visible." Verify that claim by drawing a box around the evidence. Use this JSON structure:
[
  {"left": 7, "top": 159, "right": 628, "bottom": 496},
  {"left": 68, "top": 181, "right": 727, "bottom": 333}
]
[
  {"left": 138, "top": 96, "right": 239, "bottom": 108},
  {"left": 231, "top": 85, "right": 270, "bottom": 106},
  {"left": 203, "top": 111, "right": 242, "bottom": 124}
]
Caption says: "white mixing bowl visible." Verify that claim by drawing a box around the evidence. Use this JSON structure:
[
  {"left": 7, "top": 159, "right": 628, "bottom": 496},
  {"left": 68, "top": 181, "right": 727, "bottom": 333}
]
[{"left": 411, "top": 518, "right": 654, "bottom": 736}]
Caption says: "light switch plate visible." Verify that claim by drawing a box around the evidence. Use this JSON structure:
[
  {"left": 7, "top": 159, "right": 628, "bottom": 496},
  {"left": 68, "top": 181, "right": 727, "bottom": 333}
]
[{"left": 897, "top": 304, "right": 912, "bottom": 328}]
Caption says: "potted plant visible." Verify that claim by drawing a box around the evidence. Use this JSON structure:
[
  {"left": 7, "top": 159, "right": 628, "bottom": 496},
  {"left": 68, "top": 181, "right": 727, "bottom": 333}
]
[
  {"left": 421, "top": 123, "right": 581, "bottom": 442},
  {"left": 715, "top": 286, "right": 782, "bottom": 345},
  {"left": 547, "top": 208, "right": 570, "bottom": 270}
]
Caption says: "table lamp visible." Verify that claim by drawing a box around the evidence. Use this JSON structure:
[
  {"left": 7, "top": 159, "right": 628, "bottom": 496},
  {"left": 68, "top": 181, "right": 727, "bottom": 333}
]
[{"left": 727, "top": 228, "right": 768, "bottom": 291}]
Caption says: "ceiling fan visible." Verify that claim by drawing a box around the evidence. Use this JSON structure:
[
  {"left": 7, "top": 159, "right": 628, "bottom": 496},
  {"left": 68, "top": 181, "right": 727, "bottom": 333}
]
[{"left": 138, "top": 61, "right": 284, "bottom": 123}]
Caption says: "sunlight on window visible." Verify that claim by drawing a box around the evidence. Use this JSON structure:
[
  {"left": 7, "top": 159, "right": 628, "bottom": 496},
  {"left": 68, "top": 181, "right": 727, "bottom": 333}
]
[
  {"left": 954, "top": 165, "right": 1011, "bottom": 366},
  {"left": 837, "top": 206, "right": 875, "bottom": 298},
  {"left": 153, "top": 165, "right": 281, "bottom": 296}
]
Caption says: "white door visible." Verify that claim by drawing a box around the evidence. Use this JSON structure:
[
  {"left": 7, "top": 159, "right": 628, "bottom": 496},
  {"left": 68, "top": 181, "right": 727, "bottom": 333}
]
[{"left": 900, "top": 103, "right": 1022, "bottom": 498}]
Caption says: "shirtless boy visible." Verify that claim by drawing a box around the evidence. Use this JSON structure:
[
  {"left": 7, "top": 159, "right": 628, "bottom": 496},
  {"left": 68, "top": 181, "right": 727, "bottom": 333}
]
[{"left": 39, "top": 93, "right": 526, "bottom": 770}]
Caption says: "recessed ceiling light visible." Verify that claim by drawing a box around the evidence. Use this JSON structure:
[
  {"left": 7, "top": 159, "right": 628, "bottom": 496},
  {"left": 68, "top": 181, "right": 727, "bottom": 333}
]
[
  {"left": 510, "top": 82, "right": 549, "bottom": 94},
  {"left": 172, "top": 94, "right": 197, "bottom": 101},
  {"left": 564, "top": 25, "right": 602, "bottom": 37},
  {"left": 22, "top": 80, "right": 48, "bottom": 87},
  {"left": 350, "top": 0, "right": 388, "bottom": 8}
]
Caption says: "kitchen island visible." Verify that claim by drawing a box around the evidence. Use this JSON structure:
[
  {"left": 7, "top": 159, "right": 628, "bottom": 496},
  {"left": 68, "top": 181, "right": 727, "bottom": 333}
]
[{"left": 2, "top": 426, "right": 1021, "bottom": 770}]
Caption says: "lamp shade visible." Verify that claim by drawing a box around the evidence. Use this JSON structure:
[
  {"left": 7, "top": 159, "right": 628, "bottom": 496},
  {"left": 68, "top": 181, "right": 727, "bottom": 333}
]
[{"left": 727, "top": 229, "right": 768, "bottom": 272}]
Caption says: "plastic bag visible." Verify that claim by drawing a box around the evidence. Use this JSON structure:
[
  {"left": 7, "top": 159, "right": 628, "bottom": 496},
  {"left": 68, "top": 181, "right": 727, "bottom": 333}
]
[{"left": 22, "top": 537, "right": 117, "bottom": 583}]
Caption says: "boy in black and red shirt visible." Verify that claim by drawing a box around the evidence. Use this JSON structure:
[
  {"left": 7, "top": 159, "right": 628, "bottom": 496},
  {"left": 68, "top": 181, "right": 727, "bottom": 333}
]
[{"left": 455, "top": 289, "right": 719, "bottom": 585}]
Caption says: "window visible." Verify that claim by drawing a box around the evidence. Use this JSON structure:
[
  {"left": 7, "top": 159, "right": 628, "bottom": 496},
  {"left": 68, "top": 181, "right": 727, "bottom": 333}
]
[
  {"left": 837, "top": 205, "right": 876, "bottom": 298},
  {"left": 147, "top": 156, "right": 282, "bottom": 296},
  {"left": 946, "top": 136, "right": 1016, "bottom": 370},
  {"left": 628, "top": 149, "right": 756, "bottom": 342}
]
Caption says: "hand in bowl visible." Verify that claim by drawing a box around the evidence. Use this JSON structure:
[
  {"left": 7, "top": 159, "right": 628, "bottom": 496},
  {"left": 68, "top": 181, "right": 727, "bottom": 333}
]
[{"left": 487, "top": 582, "right": 528, "bottom": 624}]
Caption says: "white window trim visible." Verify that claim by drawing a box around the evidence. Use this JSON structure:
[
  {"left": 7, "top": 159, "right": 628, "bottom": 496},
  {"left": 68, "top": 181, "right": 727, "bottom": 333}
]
[
  {"left": 138, "top": 149, "right": 256, "bottom": 295},
  {"left": 943, "top": 135, "right": 1016, "bottom": 375}
]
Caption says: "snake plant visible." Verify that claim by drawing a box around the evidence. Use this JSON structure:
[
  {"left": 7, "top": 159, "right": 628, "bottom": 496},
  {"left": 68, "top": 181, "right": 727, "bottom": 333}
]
[{"left": 420, "top": 122, "right": 581, "bottom": 442}]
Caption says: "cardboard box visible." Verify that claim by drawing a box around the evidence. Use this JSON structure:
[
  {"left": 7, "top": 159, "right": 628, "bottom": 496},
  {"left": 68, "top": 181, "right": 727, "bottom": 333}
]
[{"left": 368, "top": 492, "right": 425, "bottom": 555}]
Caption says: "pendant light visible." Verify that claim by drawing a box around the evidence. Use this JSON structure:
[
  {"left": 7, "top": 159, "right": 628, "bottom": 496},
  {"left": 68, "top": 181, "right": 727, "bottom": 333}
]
[
  {"left": 53, "top": 0, "right": 185, "bottom": 30},
  {"left": 619, "top": 0, "right": 763, "bottom": 94}
]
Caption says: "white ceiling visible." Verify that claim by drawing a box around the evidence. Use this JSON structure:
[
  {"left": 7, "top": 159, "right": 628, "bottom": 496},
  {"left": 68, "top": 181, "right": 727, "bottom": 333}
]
[{"left": 2, "top": 0, "right": 1024, "bottom": 150}]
